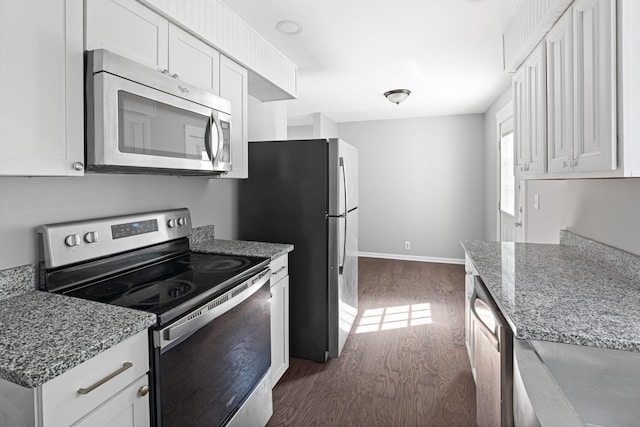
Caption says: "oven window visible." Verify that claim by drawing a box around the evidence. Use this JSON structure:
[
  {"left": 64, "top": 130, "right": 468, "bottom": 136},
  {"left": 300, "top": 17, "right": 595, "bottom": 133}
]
[
  {"left": 156, "top": 281, "right": 271, "bottom": 426},
  {"left": 118, "top": 91, "right": 212, "bottom": 161}
]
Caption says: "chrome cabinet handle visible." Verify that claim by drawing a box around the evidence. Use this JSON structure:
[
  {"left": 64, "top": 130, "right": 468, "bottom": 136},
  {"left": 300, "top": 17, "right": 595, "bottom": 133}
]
[
  {"left": 171, "top": 73, "right": 180, "bottom": 79},
  {"left": 514, "top": 221, "right": 523, "bottom": 228},
  {"left": 271, "top": 266, "right": 287, "bottom": 276},
  {"left": 77, "top": 362, "right": 133, "bottom": 395},
  {"left": 160, "top": 69, "right": 170, "bottom": 75},
  {"left": 72, "top": 161, "right": 84, "bottom": 171}
]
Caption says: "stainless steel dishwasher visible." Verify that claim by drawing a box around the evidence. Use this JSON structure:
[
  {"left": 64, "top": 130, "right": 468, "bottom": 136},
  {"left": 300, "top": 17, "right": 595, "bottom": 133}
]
[{"left": 471, "top": 276, "right": 513, "bottom": 427}]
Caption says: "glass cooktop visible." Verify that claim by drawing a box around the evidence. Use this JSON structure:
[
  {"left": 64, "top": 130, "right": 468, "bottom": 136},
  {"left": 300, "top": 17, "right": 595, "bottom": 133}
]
[{"left": 61, "top": 251, "right": 269, "bottom": 325}]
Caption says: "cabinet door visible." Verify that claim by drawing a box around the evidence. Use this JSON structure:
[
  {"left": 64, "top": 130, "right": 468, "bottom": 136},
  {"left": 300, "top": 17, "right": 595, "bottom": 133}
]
[
  {"left": 546, "top": 8, "right": 574, "bottom": 173},
  {"left": 168, "top": 24, "right": 220, "bottom": 94},
  {"left": 72, "top": 375, "right": 150, "bottom": 427},
  {"left": 85, "top": 0, "right": 169, "bottom": 71},
  {"left": 0, "top": 0, "right": 84, "bottom": 176},
  {"left": 572, "top": 0, "right": 616, "bottom": 172},
  {"left": 220, "top": 56, "right": 249, "bottom": 179},
  {"left": 525, "top": 44, "right": 547, "bottom": 175},
  {"left": 270, "top": 276, "right": 289, "bottom": 387},
  {"left": 513, "top": 67, "right": 528, "bottom": 174}
]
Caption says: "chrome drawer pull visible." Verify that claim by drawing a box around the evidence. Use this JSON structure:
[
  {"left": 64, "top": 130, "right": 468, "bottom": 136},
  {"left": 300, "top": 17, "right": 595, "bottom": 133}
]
[
  {"left": 77, "top": 362, "right": 133, "bottom": 395},
  {"left": 271, "top": 266, "right": 286, "bottom": 276}
]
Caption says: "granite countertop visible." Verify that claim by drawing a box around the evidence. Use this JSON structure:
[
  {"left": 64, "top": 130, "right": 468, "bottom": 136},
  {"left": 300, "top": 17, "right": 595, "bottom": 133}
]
[
  {"left": 0, "top": 291, "right": 156, "bottom": 388},
  {"left": 461, "top": 238, "right": 640, "bottom": 352},
  {"left": 191, "top": 238, "right": 294, "bottom": 261}
]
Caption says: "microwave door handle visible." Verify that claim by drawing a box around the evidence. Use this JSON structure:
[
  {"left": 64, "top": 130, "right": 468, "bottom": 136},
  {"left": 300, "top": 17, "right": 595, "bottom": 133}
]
[
  {"left": 210, "top": 113, "right": 223, "bottom": 162},
  {"left": 204, "top": 115, "right": 213, "bottom": 161}
]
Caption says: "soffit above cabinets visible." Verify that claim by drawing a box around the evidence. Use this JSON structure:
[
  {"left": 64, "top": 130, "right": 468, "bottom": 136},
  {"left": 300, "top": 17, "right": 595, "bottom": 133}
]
[
  {"left": 503, "top": 0, "right": 574, "bottom": 73},
  {"left": 142, "top": 0, "right": 297, "bottom": 101}
]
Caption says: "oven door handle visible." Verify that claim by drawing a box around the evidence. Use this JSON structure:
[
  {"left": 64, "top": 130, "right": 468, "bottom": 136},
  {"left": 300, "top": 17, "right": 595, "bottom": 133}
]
[{"left": 155, "top": 269, "right": 270, "bottom": 349}]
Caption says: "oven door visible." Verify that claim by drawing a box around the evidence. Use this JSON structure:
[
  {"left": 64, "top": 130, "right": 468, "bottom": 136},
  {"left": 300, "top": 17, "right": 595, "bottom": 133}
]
[
  {"left": 152, "top": 269, "right": 271, "bottom": 426},
  {"left": 88, "top": 71, "right": 229, "bottom": 174}
]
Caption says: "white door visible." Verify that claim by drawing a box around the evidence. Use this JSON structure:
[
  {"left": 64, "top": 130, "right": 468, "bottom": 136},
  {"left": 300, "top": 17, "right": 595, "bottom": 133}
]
[{"left": 497, "top": 103, "right": 515, "bottom": 242}]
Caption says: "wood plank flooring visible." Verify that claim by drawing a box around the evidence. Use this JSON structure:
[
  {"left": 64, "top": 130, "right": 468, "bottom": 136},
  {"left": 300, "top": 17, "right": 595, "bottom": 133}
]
[{"left": 267, "top": 257, "right": 476, "bottom": 427}]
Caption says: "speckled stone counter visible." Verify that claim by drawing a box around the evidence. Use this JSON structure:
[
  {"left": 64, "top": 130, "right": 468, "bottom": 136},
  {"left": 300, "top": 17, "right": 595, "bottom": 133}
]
[
  {"left": 0, "top": 291, "right": 156, "bottom": 388},
  {"left": 461, "top": 239, "right": 640, "bottom": 352},
  {"left": 190, "top": 238, "right": 293, "bottom": 260},
  {"left": 0, "top": 264, "right": 34, "bottom": 300}
]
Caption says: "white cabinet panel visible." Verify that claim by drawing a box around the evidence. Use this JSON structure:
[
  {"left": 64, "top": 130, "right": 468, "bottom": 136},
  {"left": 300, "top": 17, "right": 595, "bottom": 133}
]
[
  {"left": 85, "top": 0, "right": 169, "bottom": 70},
  {"left": 270, "top": 275, "right": 290, "bottom": 387},
  {"left": 73, "top": 375, "right": 150, "bottom": 427},
  {"left": 572, "top": 0, "right": 616, "bottom": 172},
  {"left": 269, "top": 254, "right": 289, "bottom": 387},
  {"left": 220, "top": 56, "right": 248, "bottom": 179},
  {"left": 547, "top": 7, "right": 574, "bottom": 173},
  {"left": 0, "top": 0, "right": 84, "bottom": 176},
  {"left": 168, "top": 24, "right": 220, "bottom": 94},
  {"left": 514, "top": 43, "right": 547, "bottom": 176}
]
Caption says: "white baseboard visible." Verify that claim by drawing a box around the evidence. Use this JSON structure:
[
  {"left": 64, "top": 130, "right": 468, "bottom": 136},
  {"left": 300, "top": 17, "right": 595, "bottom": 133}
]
[{"left": 358, "top": 252, "right": 464, "bottom": 265}]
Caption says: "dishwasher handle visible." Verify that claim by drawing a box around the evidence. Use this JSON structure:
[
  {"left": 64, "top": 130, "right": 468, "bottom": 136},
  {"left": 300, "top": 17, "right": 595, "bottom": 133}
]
[{"left": 470, "top": 289, "right": 501, "bottom": 352}]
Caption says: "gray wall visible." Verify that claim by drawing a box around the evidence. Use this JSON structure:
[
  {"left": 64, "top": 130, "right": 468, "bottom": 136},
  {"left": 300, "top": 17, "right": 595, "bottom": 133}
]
[
  {"left": 525, "top": 178, "right": 640, "bottom": 255},
  {"left": 483, "top": 87, "right": 513, "bottom": 241},
  {"left": 248, "top": 96, "right": 288, "bottom": 141},
  {"left": 287, "top": 125, "right": 313, "bottom": 140},
  {"left": 0, "top": 175, "right": 237, "bottom": 270},
  {"left": 338, "top": 114, "right": 485, "bottom": 262}
]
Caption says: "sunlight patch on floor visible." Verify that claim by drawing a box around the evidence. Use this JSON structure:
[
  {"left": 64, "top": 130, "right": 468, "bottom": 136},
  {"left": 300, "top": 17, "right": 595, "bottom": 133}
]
[{"left": 355, "top": 303, "right": 432, "bottom": 334}]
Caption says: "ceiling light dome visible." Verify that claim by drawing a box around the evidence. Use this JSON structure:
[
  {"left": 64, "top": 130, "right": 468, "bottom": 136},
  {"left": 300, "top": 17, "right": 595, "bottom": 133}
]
[
  {"left": 276, "top": 20, "right": 303, "bottom": 35},
  {"left": 384, "top": 89, "right": 411, "bottom": 105}
]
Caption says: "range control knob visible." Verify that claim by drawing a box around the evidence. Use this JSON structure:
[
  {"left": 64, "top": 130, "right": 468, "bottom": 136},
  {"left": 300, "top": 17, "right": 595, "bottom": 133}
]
[
  {"left": 84, "top": 231, "right": 99, "bottom": 244},
  {"left": 64, "top": 234, "right": 81, "bottom": 247},
  {"left": 167, "top": 218, "right": 178, "bottom": 228},
  {"left": 177, "top": 217, "right": 187, "bottom": 226}
]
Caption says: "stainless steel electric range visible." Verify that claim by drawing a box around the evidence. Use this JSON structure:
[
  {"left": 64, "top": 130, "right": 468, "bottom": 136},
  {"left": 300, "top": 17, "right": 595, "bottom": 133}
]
[{"left": 37, "top": 208, "right": 273, "bottom": 426}]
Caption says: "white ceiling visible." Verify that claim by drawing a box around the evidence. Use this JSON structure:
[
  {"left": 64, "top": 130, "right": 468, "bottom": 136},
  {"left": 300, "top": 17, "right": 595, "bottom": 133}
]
[{"left": 222, "top": 0, "right": 517, "bottom": 125}]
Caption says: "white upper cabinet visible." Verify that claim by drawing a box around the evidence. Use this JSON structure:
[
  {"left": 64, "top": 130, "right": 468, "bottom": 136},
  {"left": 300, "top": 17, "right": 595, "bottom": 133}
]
[
  {"left": 220, "top": 56, "right": 249, "bottom": 179},
  {"left": 572, "top": 0, "right": 616, "bottom": 172},
  {"left": 511, "top": 0, "right": 619, "bottom": 178},
  {"left": 546, "top": 7, "right": 574, "bottom": 173},
  {"left": 0, "top": 0, "right": 84, "bottom": 176},
  {"left": 168, "top": 25, "right": 221, "bottom": 95},
  {"left": 514, "top": 43, "right": 547, "bottom": 176},
  {"left": 144, "top": 0, "right": 297, "bottom": 101},
  {"left": 85, "top": 0, "right": 169, "bottom": 71}
]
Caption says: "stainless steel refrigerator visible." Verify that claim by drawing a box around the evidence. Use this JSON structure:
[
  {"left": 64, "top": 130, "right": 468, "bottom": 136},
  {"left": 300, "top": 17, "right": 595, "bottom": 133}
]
[{"left": 238, "top": 138, "right": 358, "bottom": 362}]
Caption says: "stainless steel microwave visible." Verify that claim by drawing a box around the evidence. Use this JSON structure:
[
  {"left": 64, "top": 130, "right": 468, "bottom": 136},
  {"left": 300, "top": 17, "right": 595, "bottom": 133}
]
[{"left": 85, "top": 49, "right": 232, "bottom": 175}]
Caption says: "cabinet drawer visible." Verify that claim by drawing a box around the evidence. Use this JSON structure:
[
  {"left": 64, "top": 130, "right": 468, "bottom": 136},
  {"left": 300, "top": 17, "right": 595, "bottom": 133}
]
[
  {"left": 269, "top": 255, "right": 288, "bottom": 286},
  {"left": 40, "top": 330, "right": 149, "bottom": 427}
]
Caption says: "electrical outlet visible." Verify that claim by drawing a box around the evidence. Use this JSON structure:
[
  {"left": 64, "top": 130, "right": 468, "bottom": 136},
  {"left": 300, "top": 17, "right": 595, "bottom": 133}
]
[{"left": 405, "top": 241, "right": 411, "bottom": 250}]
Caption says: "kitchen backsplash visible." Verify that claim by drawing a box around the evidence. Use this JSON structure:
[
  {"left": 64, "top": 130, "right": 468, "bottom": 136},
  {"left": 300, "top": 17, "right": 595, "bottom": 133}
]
[
  {"left": 560, "top": 230, "right": 640, "bottom": 283},
  {"left": 0, "top": 264, "right": 35, "bottom": 300}
]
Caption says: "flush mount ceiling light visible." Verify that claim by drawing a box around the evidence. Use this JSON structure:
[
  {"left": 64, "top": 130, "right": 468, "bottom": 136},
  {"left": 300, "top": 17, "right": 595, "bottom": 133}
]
[
  {"left": 276, "top": 20, "right": 303, "bottom": 35},
  {"left": 384, "top": 89, "right": 411, "bottom": 105}
]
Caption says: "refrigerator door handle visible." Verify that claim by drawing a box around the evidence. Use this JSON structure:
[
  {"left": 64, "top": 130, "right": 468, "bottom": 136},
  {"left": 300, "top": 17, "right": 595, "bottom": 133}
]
[{"left": 339, "top": 157, "right": 347, "bottom": 275}]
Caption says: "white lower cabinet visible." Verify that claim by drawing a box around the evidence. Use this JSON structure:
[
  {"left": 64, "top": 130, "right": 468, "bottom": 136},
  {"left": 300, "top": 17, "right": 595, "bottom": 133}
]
[
  {"left": 0, "top": 330, "right": 150, "bottom": 427},
  {"left": 270, "top": 255, "right": 290, "bottom": 387}
]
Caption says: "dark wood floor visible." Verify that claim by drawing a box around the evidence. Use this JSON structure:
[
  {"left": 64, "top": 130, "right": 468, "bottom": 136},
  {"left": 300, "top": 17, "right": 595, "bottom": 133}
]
[{"left": 267, "top": 257, "right": 476, "bottom": 427}]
